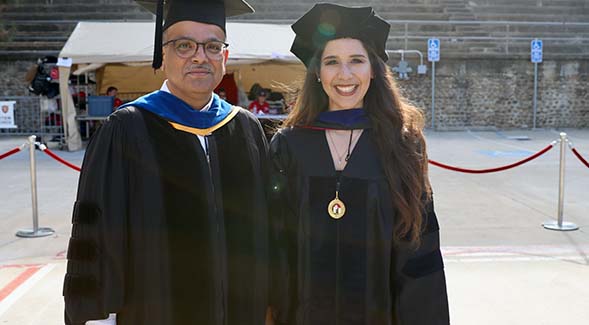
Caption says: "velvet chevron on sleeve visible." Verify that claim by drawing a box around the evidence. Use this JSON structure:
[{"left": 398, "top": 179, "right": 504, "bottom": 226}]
[
  {"left": 392, "top": 198, "right": 450, "bottom": 325},
  {"left": 64, "top": 114, "right": 129, "bottom": 325}
]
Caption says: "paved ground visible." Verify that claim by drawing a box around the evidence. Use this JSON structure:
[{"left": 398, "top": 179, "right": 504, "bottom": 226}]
[{"left": 0, "top": 129, "right": 588, "bottom": 324}]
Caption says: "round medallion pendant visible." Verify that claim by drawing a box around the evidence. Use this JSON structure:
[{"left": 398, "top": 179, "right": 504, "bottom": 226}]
[{"left": 328, "top": 198, "right": 346, "bottom": 219}]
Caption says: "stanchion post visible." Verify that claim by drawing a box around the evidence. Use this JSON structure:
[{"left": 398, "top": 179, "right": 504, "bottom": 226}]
[
  {"left": 16, "top": 135, "right": 55, "bottom": 238},
  {"left": 543, "top": 132, "right": 579, "bottom": 231}
]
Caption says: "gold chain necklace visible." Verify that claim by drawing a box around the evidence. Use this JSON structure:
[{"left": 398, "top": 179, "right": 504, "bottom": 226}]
[
  {"left": 326, "top": 130, "right": 355, "bottom": 220},
  {"left": 327, "top": 130, "right": 354, "bottom": 169}
]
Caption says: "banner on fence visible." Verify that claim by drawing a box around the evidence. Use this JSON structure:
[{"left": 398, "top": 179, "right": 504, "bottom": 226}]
[{"left": 0, "top": 101, "right": 17, "bottom": 129}]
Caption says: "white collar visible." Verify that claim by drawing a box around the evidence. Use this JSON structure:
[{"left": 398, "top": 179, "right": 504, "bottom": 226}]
[{"left": 160, "top": 80, "right": 213, "bottom": 111}]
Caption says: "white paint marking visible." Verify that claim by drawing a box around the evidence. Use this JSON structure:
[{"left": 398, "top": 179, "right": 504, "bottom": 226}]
[
  {"left": 0, "top": 264, "right": 56, "bottom": 318},
  {"left": 442, "top": 245, "right": 589, "bottom": 264}
]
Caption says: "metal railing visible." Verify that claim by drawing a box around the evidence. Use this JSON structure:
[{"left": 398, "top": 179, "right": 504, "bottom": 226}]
[
  {"left": 0, "top": 96, "right": 64, "bottom": 144},
  {"left": 387, "top": 20, "right": 589, "bottom": 55}
]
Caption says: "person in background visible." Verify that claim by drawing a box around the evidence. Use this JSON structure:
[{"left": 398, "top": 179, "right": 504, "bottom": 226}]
[
  {"left": 248, "top": 89, "right": 270, "bottom": 115},
  {"left": 268, "top": 3, "right": 449, "bottom": 325},
  {"left": 106, "top": 86, "right": 123, "bottom": 109},
  {"left": 248, "top": 82, "right": 263, "bottom": 101}
]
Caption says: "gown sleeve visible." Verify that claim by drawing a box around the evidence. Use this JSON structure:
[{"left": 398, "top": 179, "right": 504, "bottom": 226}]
[
  {"left": 64, "top": 114, "right": 129, "bottom": 325},
  {"left": 268, "top": 131, "right": 297, "bottom": 325},
  {"left": 247, "top": 111, "right": 272, "bottom": 321},
  {"left": 392, "top": 196, "right": 450, "bottom": 325}
]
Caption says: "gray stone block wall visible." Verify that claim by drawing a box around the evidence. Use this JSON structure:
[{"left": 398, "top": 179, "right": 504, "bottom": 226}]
[
  {"left": 1, "top": 58, "right": 587, "bottom": 130},
  {"left": 394, "top": 58, "right": 588, "bottom": 129},
  {"left": 0, "top": 60, "right": 33, "bottom": 97}
]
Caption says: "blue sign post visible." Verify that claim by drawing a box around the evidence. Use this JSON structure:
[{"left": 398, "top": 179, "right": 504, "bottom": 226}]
[
  {"left": 531, "top": 39, "right": 543, "bottom": 129},
  {"left": 531, "top": 39, "right": 543, "bottom": 63},
  {"left": 428, "top": 38, "right": 440, "bottom": 129},
  {"left": 428, "top": 38, "right": 440, "bottom": 62}
]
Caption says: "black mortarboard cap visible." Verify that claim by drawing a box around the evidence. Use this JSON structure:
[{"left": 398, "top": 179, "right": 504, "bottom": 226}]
[
  {"left": 136, "top": 0, "right": 254, "bottom": 69},
  {"left": 290, "top": 3, "right": 390, "bottom": 67}
]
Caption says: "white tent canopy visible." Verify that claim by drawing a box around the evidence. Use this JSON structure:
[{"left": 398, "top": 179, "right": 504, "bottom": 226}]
[
  {"left": 58, "top": 21, "right": 302, "bottom": 150},
  {"left": 60, "top": 21, "right": 299, "bottom": 65}
]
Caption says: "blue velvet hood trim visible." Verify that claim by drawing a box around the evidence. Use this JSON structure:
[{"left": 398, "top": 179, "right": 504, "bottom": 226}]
[{"left": 119, "top": 91, "right": 232, "bottom": 129}]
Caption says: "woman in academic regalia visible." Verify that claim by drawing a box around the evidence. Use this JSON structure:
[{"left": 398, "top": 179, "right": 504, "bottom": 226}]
[{"left": 268, "top": 4, "right": 450, "bottom": 325}]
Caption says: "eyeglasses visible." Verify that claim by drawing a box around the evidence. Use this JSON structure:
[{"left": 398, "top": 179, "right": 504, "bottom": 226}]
[{"left": 163, "top": 38, "right": 229, "bottom": 60}]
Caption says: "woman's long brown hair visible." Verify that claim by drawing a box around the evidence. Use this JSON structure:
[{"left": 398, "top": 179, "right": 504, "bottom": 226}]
[{"left": 283, "top": 41, "right": 431, "bottom": 245}]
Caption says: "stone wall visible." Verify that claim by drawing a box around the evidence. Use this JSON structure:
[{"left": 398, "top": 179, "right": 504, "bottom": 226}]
[
  {"left": 394, "top": 58, "right": 588, "bottom": 129},
  {"left": 1, "top": 58, "right": 587, "bottom": 130},
  {"left": 0, "top": 60, "right": 33, "bottom": 97}
]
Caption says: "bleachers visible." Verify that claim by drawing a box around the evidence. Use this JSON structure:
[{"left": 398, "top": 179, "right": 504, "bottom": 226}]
[
  {"left": 232, "top": 0, "right": 589, "bottom": 58},
  {"left": 463, "top": 0, "right": 589, "bottom": 57},
  {"left": 467, "top": 0, "right": 589, "bottom": 22},
  {"left": 0, "top": 0, "right": 588, "bottom": 60},
  {"left": 0, "top": 0, "right": 154, "bottom": 60},
  {"left": 235, "top": 0, "right": 449, "bottom": 21}
]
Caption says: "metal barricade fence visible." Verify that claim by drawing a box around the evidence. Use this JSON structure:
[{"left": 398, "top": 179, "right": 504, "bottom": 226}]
[{"left": 0, "top": 95, "right": 64, "bottom": 145}]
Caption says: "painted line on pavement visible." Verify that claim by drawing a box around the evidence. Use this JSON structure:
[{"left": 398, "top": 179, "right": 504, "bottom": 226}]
[
  {"left": 442, "top": 245, "right": 589, "bottom": 263},
  {"left": 445, "top": 255, "right": 588, "bottom": 263},
  {"left": 0, "top": 266, "right": 41, "bottom": 302},
  {"left": 0, "top": 264, "right": 55, "bottom": 318},
  {"left": 0, "top": 263, "right": 43, "bottom": 270}
]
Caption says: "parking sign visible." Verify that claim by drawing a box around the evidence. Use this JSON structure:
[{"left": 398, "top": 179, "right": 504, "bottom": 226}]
[
  {"left": 531, "top": 39, "right": 543, "bottom": 63},
  {"left": 428, "top": 38, "right": 440, "bottom": 62}
]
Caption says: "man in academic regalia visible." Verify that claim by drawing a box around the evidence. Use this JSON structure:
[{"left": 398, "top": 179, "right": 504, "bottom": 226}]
[{"left": 63, "top": 1, "right": 269, "bottom": 324}]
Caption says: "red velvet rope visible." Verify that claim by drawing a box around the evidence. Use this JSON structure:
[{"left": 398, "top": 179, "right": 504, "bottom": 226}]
[
  {"left": 571, "top": 148, "right": 589, "bottom": 168},
  {"left": 25, "top": 139, "right": 573, "bottom": 174},
  {"left": 41, "top": 148, "right": 81, "bottom": 172},
  {"left": 0, "top": 147, "right": 21, "bottom": 160},
  {"left": 428, "top": 144, "right": 554, "bottom": 174}
]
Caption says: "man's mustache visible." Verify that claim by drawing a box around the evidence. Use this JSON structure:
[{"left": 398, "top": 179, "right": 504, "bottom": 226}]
[{"left": 185, "top": 64, "right": 212, "bottom": 73}]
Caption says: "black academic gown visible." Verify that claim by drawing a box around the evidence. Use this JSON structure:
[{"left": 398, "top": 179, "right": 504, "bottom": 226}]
[
  {"left": 269, "top": 127, "right": 449, "bottom": 325},
  {"left": 64, "top": 106, "right": 269, "bottom": 325}
]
